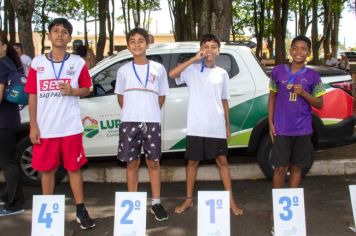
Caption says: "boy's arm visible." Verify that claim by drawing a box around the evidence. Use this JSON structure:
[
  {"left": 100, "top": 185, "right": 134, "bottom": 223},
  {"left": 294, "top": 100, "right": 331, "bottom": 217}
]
[
  {"left": 28, "top": 94, "right": 41, "bottom": 144},
  {"left": 0, "top": 84, "right": 4, "bottom": 103},
  {"left": 159, "top": 96, "right": 165, "bottom": 109},
  {"left": 222, "top": 99, "right": 231, "bottom": 139},
  {"left": 117, "top": 94, "right": 123, "bottom": 108},
  {"left": 293, "top": 84, "right": 323, "bottom": 109},
  {"left": 268, "top": 91, "right": 276, "bottom": 143},
  {"left": 168, "top": 51, "right": 205, "bottom": 79}
]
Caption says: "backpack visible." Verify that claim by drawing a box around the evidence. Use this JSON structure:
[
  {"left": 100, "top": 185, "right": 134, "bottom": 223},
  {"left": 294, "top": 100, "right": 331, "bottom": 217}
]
[{"left": 0, "top": 59, "right": 28, "bottom": 105}]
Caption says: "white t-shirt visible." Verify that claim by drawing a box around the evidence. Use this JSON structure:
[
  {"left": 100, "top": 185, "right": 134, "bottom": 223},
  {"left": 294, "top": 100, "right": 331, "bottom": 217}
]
[
  {"left": 21, "top": 54, "right": 32, "bottom": 75},
  {"left": 114, "top": 60, "right": 169, "bottom": 123},
  {"left": 325, "top": 57, "right": 338, "bottom": 67},
  {"left": 176, "top": 64, "right": 230, "bottom": 139},
  {"left": 25, "top": 54, "right": 92, "bottom": 138}
]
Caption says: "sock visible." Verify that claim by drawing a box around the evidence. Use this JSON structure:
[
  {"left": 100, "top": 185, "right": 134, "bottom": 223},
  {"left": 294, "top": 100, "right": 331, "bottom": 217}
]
[
  {"left": 151, "top": 198, "right": 161, "bottom": 206},
  {"left": 76, "top": 203, "right": 85, "bottom": 215}
]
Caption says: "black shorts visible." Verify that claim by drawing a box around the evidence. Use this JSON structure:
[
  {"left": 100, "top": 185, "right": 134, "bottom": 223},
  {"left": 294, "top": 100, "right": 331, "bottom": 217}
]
[
  {"left": 117, "top": 122, "right": 161, "bottom": 162},
  {"left": 185, "top": 135, "right": 228, "bottom": 161},
  {"left": 271, "top": 135, "right": 313, "bottom": 167}
]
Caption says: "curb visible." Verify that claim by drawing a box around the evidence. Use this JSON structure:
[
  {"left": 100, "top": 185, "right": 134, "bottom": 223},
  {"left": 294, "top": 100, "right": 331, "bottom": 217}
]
[
  {"left": 1, "top": 159, "right": 355, "bottom": 183},
  {"left": 75, "top": 158, "right": 356, "bottom": 183}
]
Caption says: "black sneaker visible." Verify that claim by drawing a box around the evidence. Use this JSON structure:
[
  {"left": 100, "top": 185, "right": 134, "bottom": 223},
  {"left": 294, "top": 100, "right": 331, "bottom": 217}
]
[
  {"left": 150, "top": 203, "right": 168, "bottom": 222},
  {"left": 76, "top": 208, "right": 95, "bottom": 230},
  {"left": 0, "top": 208, "right": 25, "bottom": 216}
]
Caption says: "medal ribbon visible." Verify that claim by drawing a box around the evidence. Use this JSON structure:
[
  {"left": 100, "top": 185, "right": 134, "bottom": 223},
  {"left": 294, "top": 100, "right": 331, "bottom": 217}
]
[
  {"left": 200, "top": 59, "right": 215, "bottom": 72},
  {"left": 50, "top": 52, "right": 67, "bottom": 80},
  {"left": 132, "top": 61, "right": 150, "bottom": 88},
  {"left": 287, "top": 65, "right": 306, "bottom": 85}
]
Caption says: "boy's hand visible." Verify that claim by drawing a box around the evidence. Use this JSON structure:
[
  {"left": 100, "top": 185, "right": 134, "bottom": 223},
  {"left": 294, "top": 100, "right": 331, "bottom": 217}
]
[
  {"left": 193, "top": 50, "right": 206, "bottom": 62},
  {"left": 30, "top": 125, "right": 41, "bottom": 144},
  {"left": 293, "top": 84, "right": 305, "bottom": 96},
  {"left": 226, "top": 126, "right": 231, "bottom": 139},
  {"left": 269, "top": 123, "right": 276, "bottom": 143},
  {"left": 58, "top": 82, "right": 72, "bottom": 96}
]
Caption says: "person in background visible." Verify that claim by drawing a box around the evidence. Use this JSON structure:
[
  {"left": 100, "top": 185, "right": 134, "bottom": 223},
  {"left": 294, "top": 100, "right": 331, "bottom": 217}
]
[
  {"left": 13, "top": 42, "right": 32, "bottom": 75},
  {"left": 72, "top": 39, "right": 97, "bottom": 68},
  {"left": 148, "top": 34, "right": 155, "bottom": 44},
  {"left": 339, "top": 53, "right": 350, "bottom": 72},
  {"left": 0, "top": 32, "right": 25, "bottom": 216},
  {"left": 325, "top": 53, "right": 338, "bottom": 68}
]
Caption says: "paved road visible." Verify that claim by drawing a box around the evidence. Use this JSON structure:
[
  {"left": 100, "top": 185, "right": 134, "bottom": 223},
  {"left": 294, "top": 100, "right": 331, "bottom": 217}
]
[{"left": 2, "top": 174, "right": 356, "bottom": 236}]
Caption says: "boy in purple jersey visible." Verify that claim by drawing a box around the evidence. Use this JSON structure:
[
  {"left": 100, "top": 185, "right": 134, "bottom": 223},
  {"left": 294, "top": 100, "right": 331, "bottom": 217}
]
[{"left": 268, "top": 35, "right": 326, "bottom": 189}]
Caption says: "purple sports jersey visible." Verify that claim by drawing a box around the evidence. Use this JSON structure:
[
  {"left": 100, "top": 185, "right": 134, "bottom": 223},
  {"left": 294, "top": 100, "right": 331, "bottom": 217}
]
[{"left": 269, "top": 64, "right": 325, "bottom": 136}]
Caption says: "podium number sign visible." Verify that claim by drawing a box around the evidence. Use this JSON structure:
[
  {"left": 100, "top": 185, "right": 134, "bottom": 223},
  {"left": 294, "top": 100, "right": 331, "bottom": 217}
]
[
  {"left": 198, "top": 191, "right": 230, "bottom": 236},
  {"left": 31, "top": 195, "right": 65, "bottom": 236},
  {"left": 272, "top": 188, "right": 306, "bottom": 236},
  {"left": 114, "top": 192, "right": 147, "bottom": 236}
]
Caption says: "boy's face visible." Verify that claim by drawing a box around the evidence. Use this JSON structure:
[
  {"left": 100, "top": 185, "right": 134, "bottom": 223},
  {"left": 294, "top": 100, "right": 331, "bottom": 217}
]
[
  {"left": 200, "top": 40, "right": 220, "bottom": 62},
  {"left": 48, "top": 24, "right": 72, "bottom": 49},
  {"left": 290, "top": 40, "right": 310, "bottom": 64},
  {"left": 127, "top": 33, "right": 148, "bottom": 57}
]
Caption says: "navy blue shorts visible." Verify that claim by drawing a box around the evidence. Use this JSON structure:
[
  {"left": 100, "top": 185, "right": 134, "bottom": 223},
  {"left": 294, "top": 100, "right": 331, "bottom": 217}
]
[
  {"left": 185, "top": 135, "right": 228, "bottom": 161},
  {"left": 271, "top": 135, "right": 313, "bottom": 167},
  {"left": 117, "top": 122, "right": 161, "bottom": 162}
]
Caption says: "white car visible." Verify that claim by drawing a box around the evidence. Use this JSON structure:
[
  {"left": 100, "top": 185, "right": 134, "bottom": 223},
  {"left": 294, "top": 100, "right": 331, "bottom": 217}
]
[{"left": 17, "top": 42, "right": 356, "bottom": 185}]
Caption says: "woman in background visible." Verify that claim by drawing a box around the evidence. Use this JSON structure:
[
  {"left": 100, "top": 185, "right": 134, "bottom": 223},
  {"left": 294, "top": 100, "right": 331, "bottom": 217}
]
[{"left": 0, "top": 32, "right": 25, "bottom": 216}]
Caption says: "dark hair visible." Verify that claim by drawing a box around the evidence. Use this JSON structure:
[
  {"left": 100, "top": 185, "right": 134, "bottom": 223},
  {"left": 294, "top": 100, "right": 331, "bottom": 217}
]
[
  {"left": 291, "top": 35, "right": 311, "bottom": 50},
  {"left": 0, "top": 32, "right": 22, "bottom": 68},
  {"left": 126, "top": 28, "right": 149, "bottom": 44},
  {"left": 48, "top": 18, "right": 73, "bottom": 35},
  {"left": 13, "top": 42, "right": 23, "bottom": 51},
  {"left": 75, "top": 45, "right": 88, "bottom": 58},
  {"left": 200, "top": 33, "right": 221, "bottom": 48}
]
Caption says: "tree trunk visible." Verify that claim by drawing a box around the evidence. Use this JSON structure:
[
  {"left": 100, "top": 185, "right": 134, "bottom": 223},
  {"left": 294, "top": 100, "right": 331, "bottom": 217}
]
[
  {"left": 40, "top": 0, "right": 46, "bottom": 54},
  {"left": 107, "top": 0, "right": 114, "bottom": 56},
  {"left": 322, "top": 0, "right": 331, "bottom": 56},
  {"left": 10, "top": 0, "right": 35, "bottom": 57},
  {"left": 253, "top": 0, "right": 265, "bottom": 59},
  {"left": 273, "top": 0, "right": 289, "bottom": 64},
  {"left": 5, "top": 0, "right": 16, "bottom": 43},
  {"left": 211, "top": 0, "right": 232, "bottom": 41},
  {"left": 330, "top": 7, "right": 341, "bottom": 57},
  {"left": 198, "top": 0, "right": 211, "bottom": 38},
  {"left": 96, "top": 0, "right": 108, "bottom": 61},
  {"left": 311, "top": 0, "right": 318, "bottom": 64}
]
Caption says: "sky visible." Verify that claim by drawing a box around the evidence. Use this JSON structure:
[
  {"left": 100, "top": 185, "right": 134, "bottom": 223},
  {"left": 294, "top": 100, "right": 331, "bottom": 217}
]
[{"left": 70, "top": 1, "right": 355, "bottom": 48}]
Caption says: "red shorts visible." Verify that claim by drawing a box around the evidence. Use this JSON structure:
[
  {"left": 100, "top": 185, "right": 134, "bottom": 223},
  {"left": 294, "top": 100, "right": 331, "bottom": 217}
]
[{"left": 32, "top": 133, "right": 88, "bottom": 172}]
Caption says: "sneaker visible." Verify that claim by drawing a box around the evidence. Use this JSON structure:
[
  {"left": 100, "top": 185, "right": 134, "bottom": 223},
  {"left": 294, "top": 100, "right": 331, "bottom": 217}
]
[
  {"left": 76, "top": 208, "right": 95, "bottom": 230},
  {"left": 150, "top": 203, "right": 169, "bottom": 222},
  {"left": 0, "top": 208, "right": 25, "bottom": 216}
]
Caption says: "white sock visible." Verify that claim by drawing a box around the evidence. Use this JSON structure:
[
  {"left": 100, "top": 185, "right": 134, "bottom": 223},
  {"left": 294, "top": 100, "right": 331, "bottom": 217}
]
[{"left": 152, "top": 198, "right": 161, "bottom": 206}]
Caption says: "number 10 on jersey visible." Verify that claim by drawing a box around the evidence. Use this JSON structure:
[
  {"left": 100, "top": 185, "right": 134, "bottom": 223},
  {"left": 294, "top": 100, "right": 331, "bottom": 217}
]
[
  {"left": 198, "top": 191, "right": 230, "bottom": 236},
  {"left": 272, "top": 188, "right": 306, "bottom": 236},
  {"left": 114, "top": 192, "right": 147, "bottom": 236}
]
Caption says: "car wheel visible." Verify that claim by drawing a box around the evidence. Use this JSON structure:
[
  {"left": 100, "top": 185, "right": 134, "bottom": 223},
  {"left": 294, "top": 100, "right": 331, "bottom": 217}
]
[
  {"left": 16, "top": 136, "right": 67, "bottom": 186},
  {"left": 256, "top": 135, "right": 313, "bottom": 180}
]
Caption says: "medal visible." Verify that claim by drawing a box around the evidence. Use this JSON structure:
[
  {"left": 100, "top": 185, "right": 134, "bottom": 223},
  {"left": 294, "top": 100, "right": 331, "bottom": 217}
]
[{"left": 286, "top": 84, "right": 293, "bottom": 90}]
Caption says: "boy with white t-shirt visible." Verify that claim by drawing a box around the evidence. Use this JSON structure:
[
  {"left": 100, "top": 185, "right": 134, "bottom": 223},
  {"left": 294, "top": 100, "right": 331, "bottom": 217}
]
[
  {"left": 24, "top": 18, "right": 95, "bottom": 230},
  {"left": 114, "top": 28, "right": 169, "bottom": 222},
  {"left": 169, "top": 34, "right": 243, "bottom": 216}
]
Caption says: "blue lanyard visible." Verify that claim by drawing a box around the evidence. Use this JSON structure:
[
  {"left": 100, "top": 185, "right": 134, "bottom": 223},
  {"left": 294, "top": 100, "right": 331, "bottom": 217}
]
[
  {"left": 287, "top": 65, "right": 306, "bottom": 85},
  {"left": 50, "top": 52, "right": 67, "bottom": 80},
  {"left": 200, "top": 59, "right": 215, "bottom": 72},
  {"left": 132, "top": 61, "right": 150, "bottom": 88}
]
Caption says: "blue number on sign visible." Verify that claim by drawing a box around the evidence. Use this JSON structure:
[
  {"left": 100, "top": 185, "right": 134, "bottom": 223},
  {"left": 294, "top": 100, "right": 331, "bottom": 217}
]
[
  {"left": 38, "top": 203, "right": 53, "bottom": 228},
  {"left": 120, "top": 200, "right": 134, "bottom": 224},
  {"left": 206, "top": 199, "right": 216, "bottom": 224},
  {"left": 53, "top": 203, "right": 59, "bottom": 213},
  {"left": 279, "top": 196, "right": 293, "bottom": 221}
]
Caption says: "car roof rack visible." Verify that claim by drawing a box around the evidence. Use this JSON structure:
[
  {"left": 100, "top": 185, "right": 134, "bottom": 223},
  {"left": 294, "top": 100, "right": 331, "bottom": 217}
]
[{"left": 225, "top": 41, "right": 257, "bottom": 48}]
